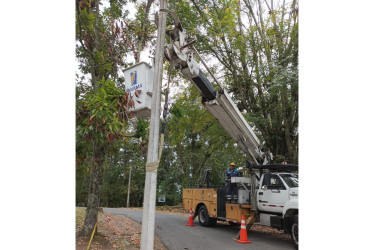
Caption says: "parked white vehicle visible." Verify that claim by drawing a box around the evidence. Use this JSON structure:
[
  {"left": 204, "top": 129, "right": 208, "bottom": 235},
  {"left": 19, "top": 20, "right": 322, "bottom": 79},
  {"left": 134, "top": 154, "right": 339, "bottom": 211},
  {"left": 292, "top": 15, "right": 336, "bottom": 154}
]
[{"left": 231, "top": 164, "right": 299, "bottom": 248}]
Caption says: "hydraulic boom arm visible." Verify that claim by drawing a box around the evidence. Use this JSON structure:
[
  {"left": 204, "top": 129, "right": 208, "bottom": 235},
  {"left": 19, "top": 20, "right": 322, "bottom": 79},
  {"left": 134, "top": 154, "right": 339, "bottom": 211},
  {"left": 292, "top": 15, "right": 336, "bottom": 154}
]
[{"left": 161, "top": 9, "right": 272, "bottom": 165}]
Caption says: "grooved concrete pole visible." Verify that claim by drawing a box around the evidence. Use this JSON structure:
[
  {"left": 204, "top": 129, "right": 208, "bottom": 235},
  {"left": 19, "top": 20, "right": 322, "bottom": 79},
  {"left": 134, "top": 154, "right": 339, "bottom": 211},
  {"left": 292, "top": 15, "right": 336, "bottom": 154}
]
[{"left": 140, "top": 1, "right": 167, "bottom": 249}]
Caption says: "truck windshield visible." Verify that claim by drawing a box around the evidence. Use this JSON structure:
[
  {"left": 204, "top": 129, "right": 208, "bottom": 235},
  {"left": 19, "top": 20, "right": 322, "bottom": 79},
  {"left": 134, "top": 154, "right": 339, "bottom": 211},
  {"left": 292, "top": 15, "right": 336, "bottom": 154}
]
[{"left": 279, "top": 174, "right": 298, "bottom": 188}]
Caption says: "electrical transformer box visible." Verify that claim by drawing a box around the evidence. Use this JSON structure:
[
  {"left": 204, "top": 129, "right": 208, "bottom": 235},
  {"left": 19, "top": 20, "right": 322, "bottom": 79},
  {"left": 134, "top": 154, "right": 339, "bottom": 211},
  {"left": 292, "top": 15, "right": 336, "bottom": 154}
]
[
  {"left": 238, "top": 189, "right": 250, "bottom": 204},
  {"left": 124, "top": 62, "right": 154, "bottom": 118}
]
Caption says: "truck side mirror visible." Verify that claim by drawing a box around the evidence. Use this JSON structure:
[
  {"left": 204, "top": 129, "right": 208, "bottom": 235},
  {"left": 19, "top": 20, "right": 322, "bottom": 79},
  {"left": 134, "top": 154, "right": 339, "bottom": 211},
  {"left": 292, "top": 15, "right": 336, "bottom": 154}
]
[{"left": 262, "top": 185, "right": 268, "bottom": 191}]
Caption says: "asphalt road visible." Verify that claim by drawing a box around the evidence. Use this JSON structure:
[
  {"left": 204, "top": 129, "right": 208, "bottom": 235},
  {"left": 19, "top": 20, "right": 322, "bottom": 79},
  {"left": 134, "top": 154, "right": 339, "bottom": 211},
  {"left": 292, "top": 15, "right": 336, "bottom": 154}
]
[{"left": 103, "top": 208, "right": 294, "bottom": 250}]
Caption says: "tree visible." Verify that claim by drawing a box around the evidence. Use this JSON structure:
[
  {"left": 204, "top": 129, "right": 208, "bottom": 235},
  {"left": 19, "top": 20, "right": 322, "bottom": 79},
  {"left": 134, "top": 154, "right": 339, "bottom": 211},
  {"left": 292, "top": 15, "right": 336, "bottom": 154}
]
[
  {"left": 76, "top": 116, "right": 150, "bottom": 209},
  {"left": 76, "top": 78, "right": 131, "bottom": 236},
  {"left": 76, "top": 0, "right": 160, "bottom": 230},
  {"left": 99, "top": 125, "right": 149, "bottom": 208},
  {"left": 126, "top": 0, "right": 157, "bottom": 63},
  {"left": 76, "top": 0, "right": 137, "bottom": 236},
  {"left": 168, "top": 0, "right": 299, "bottom": 163},
  {"left": 155, "top": 85, "right": 246, "bottom": 204}
]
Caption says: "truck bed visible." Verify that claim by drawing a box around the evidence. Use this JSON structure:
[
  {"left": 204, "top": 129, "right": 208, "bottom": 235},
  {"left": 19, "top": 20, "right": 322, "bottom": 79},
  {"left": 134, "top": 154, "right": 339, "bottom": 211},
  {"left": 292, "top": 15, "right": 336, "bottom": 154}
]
[{"left": 183, "top": 188, "right": 254, "bottom": 223}]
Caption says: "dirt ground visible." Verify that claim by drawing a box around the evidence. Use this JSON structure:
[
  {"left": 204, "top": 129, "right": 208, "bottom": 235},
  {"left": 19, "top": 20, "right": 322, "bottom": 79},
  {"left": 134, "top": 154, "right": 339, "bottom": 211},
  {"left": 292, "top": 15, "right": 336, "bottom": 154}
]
[
  {"left": 249, "top": 224, "right": 291, "bottom": 241},
  {"left": 76, "top": 208, "right": 167, "bottom": 250}
]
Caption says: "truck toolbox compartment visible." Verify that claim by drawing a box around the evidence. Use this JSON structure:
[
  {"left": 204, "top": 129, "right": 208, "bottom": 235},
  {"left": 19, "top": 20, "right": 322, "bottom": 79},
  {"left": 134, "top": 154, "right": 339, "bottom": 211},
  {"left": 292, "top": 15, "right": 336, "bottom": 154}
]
[
  {"left": 183, "top": 198, "right": 193, "bottom": 210},
  {"left": 270, "top": 215, "right": 283, "bottom": 230},
  {"left": 182, "top": 188, "right": 218, "bottom": 216},
  {"left": 225, "top": 203, "right": 251, "bottom": 222}
]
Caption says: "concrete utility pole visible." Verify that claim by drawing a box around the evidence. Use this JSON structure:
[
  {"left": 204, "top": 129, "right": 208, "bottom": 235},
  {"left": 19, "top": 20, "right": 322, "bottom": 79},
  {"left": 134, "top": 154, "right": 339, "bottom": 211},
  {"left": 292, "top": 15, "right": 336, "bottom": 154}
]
[
  {"left": 140, "top": 0, "right": 167, "bottom": 249},
  {"left": 126, "top": 167, "right": 132, "bottom": 208}
]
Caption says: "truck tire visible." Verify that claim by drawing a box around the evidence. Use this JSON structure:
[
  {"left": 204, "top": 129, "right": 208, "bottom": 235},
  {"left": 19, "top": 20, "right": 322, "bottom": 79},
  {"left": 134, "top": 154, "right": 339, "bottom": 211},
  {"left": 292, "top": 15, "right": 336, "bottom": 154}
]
[
  {"left": 198, "top": 205, "right": 217, "bottom": 227},
  {"left": 291, "top": 215, "right": 298, "bottom": 249}
]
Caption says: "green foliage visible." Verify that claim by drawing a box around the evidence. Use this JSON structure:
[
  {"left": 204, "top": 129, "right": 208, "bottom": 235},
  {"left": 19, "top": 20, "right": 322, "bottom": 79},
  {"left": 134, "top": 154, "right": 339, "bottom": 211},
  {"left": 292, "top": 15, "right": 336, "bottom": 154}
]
[
  {"left": 76, "top": 162, "right": 90, "bottom": 207},
  {"left": 78, "top": 78, "right": 129, "bottom": 145},
  {"left": 134, "top": 118, "right": 149, "bottom": 139},
  {"left": 168, "top": 0, "right": 299, "bottom": 163},
  {"left": 156, "top": 85, "right": 246, "bottom": 205},
  {"left": 76, "top": 0, "right": 299, "bottom": 211},
  {"left": 100, "top": 157, "right": 127, "bottom": 207},
  {"left": 76, "top": 1, "right": 155, "bottom": 235}
]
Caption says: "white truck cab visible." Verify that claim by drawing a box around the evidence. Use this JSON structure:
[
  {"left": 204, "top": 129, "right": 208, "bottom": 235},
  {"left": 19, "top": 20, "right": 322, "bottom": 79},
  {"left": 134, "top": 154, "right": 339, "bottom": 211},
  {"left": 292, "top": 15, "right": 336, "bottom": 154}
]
[
  {"left": 251, "top": 165, "right": 299, "bottom": 248},
  {"left": 257, "top": 172, "right": 299, "bottom": 214}
]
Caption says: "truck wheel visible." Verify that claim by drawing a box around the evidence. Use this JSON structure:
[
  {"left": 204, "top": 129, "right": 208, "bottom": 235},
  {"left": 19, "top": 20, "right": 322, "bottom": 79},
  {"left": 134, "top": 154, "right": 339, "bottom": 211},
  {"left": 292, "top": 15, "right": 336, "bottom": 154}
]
[
  {"left": 198, "top": 205, "right": 217, "bottom": 227},
  {"left": 291, "top": 215, "right": 298, "bottom": 249}
]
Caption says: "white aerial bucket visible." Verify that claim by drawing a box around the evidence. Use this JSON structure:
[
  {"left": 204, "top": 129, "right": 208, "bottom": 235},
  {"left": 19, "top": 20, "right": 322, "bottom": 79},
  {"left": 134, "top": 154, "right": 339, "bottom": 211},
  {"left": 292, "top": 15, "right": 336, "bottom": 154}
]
[{"left": 124, "top": 62, "right": 154, "bottom": 118}]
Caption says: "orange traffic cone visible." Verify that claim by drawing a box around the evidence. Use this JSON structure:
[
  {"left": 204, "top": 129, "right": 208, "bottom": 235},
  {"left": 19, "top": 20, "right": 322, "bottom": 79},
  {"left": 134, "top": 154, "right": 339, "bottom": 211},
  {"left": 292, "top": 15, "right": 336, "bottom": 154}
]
[
  {"left": 236, "top": 214, "right": 252, "bottom": 243},
  {"left": 185, "top": 208, "right": 195, "bottom": 226}
]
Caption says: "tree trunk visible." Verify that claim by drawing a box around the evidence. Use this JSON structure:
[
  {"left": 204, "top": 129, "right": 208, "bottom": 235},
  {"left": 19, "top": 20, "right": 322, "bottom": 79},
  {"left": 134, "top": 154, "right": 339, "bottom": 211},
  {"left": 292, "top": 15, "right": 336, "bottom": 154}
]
[
  {"left": 80, "top": 146, "right": 105, "bottom": 236},
  {"left": 80, "top": 0, "right": 106, "bottom": 237}
]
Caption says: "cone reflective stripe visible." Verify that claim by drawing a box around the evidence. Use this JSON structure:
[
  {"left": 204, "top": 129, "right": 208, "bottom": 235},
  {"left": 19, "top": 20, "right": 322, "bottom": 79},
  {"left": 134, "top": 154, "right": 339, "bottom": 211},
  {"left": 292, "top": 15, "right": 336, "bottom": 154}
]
[
  {"left": 185, "top": 208, "right": 195, "bottom": 226},
  {"left": 236, "top": 214, "right": 252, "bottom": 244},
  {"left": 240, "top": 219, "right": 246, "bottom": 229}
]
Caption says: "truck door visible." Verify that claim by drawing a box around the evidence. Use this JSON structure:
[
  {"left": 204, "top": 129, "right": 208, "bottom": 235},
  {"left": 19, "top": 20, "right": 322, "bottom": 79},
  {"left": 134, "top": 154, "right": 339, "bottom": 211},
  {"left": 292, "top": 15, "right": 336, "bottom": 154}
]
[{"left": 257, "top": 173, "right": 289, "bottom": 214}]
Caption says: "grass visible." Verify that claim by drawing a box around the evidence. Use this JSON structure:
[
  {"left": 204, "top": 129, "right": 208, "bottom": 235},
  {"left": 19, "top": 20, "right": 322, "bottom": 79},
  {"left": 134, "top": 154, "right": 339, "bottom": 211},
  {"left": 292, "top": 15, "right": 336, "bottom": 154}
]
[{"left": 76, "top": 208, "right": 86, "bottom": 232}]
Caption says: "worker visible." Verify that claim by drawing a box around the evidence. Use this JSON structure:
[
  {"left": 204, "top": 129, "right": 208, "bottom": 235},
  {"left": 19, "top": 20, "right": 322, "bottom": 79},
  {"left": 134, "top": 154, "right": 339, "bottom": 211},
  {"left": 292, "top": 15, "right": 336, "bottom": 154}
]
[{"left": 225, "top": 162, "right": 239, "bottom": 202}]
